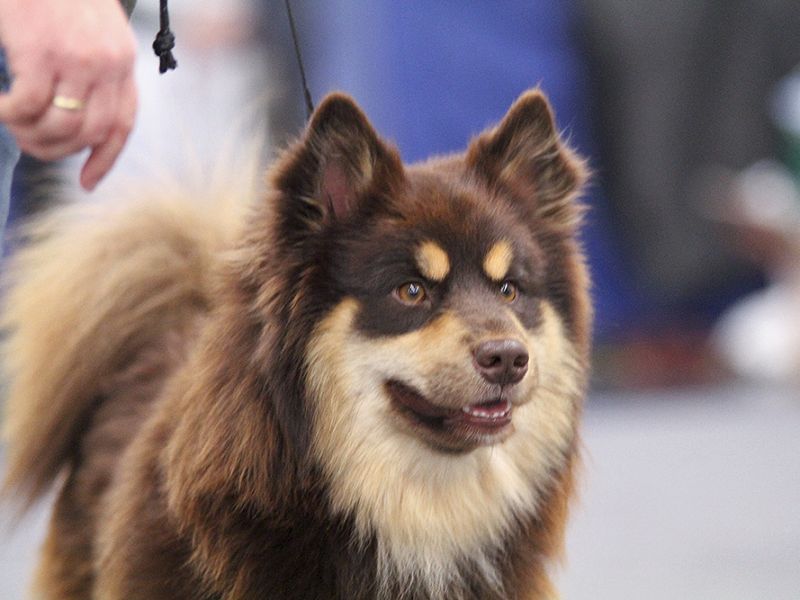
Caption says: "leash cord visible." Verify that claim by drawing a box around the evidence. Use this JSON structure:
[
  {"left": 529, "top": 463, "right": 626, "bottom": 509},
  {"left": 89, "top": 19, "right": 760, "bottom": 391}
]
[
  {"left": 153, "top": 0, "right": 178, "bottom": 74},
  {"left": 284, "top": 0, "right": 314, "bottom": 119}
]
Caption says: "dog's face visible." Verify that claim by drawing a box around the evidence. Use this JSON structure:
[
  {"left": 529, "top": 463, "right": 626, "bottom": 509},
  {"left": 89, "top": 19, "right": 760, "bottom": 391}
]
[
  {"left": 318, "top": 173, "right": 553, "bottom": 454},
  {"left": 259, "top": 90, "right": 590, "bottom": 593}
]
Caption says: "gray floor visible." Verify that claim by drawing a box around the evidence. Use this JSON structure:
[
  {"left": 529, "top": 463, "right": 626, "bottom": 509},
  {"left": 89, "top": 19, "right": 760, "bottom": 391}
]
[
  {"left": 560, "top": 384, "right": 800, "bottom": 600},
  {"left": 1, "top": 384, "right": 798, "bottom": 599}
]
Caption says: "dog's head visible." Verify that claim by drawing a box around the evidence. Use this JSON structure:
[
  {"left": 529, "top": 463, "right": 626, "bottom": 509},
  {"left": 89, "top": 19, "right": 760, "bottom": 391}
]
[{"left": 249, "top": 90, "right": 590, "bottom": 591}]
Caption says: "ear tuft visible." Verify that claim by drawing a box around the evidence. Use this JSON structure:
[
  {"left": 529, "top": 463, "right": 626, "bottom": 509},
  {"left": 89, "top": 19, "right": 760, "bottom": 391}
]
[
  {"left": 468, "top": 89, "right": 588, "bottom": 228},
  {"left": 307, "top": 93, "right": 374, "bottom": 142},
  {"left": 272, "top": 93, "right": 403, "bottom": 234}
]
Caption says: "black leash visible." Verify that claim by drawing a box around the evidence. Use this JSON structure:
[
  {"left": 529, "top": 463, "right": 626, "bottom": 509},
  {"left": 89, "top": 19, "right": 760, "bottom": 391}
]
[
  {"left": 284, "top": 0, "right": 314, "bottom": 119},
  {"left": 148, "top": 0, "right": 312, "bottom": 120},
  {"left": 153, "top": 0, "right": 178, "bottom": 74}
]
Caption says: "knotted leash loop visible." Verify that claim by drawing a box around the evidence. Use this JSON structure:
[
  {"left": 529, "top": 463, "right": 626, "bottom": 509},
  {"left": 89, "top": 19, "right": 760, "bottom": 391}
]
[{"left": 152, "top": 0, "right": 177, "bottom": 74}]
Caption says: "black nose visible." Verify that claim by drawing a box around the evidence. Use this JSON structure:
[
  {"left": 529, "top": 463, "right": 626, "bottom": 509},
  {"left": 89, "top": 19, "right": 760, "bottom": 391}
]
[{"left": 473, "top": 339, "right": 529, "bottom": 385}]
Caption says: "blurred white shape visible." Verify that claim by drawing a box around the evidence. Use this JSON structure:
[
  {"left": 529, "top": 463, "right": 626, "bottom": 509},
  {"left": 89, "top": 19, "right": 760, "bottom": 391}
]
[
  {"left": 714, "top": 282, "right": 800, "bottom": 382},
  {"left": 772, "top": 68, "right": 800, "bottom": 136},
  {"left": 712, "top": 161, "right": 800, "bottom": 383},
  {"left": 734, "top": 160, "right": 800, "bottom": 233}
]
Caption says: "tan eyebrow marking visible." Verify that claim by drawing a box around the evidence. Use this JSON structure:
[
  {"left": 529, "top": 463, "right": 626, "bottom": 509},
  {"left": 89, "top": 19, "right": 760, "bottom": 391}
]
[
  {"left": 483, "top": 240, "right": 513, "bottom": 281},
  {"left": 415, "top": 241, "right": 450, "bottom": 282}
]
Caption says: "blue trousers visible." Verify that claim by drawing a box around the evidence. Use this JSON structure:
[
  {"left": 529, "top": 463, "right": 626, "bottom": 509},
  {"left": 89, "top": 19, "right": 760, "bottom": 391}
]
[{"left": 0, "top": 48, "right": 19, "bottom": 245}]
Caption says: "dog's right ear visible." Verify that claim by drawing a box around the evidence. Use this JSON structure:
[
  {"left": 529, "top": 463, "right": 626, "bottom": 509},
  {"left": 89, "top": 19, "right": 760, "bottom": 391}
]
[{"left": 272, "top": 93, "right": 404, "bottom": 238}]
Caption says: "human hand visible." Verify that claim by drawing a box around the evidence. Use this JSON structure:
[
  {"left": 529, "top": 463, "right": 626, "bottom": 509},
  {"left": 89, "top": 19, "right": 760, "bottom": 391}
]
[{"left": 0, "top": 0, "right": 138, "bottom": 190}]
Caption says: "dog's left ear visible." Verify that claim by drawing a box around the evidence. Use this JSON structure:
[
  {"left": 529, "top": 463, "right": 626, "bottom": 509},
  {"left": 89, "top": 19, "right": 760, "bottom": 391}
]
[
  {"left": 467, "top": 90, "right": 588, "bottom": 228},
  {"left": 273, "top": 93, "right": 404, "bottom": 236}
]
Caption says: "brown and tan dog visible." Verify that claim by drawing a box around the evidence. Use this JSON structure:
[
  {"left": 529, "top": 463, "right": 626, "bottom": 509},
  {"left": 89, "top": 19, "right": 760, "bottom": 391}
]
[{"left": 1, "top": 90, "right": 590, "bottom": 600}]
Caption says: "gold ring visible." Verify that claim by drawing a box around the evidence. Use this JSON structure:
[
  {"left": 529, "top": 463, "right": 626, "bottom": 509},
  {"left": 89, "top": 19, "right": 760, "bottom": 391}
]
[{"left": 52, "top": 95, "right": 85, "bottom": 111}]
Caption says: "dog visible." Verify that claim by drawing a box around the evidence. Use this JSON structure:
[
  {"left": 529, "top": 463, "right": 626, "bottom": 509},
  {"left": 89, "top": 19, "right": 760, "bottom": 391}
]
[{"left": 1, "top": 89, "right": 591, "bottom": 599}]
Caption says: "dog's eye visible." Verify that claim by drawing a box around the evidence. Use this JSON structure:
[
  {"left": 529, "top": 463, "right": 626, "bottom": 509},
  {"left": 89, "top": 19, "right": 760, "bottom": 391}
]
[
  {"left": 395, "top": 282, "right": 427, "bottom": 305},
  {"left": 499, "top": 281, "right": 518, "bottom": 302}
]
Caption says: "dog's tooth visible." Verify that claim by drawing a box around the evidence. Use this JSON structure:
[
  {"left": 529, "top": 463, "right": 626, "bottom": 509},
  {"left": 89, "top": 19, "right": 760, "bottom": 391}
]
[{"left": 460, "top": 403, "right": 513, "bottom": 420}]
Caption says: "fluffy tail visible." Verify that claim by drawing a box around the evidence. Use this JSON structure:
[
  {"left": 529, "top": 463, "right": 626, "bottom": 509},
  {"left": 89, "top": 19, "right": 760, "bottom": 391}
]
[{"left": 0, "top": 185, "right": 244, "bottom": 509}]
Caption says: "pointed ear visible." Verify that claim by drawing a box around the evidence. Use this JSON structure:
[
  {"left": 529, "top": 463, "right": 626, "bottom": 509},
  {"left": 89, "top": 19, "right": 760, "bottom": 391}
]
[
  {"left": 272, "top": 93, "right": 403, "bottom": 236},
  {"left": 467, "top": 90, "right": 588, "bottom": 228}
]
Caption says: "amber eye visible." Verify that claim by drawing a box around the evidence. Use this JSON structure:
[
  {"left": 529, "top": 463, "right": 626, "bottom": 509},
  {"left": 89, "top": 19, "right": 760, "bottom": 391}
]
[
  {"left": 499, "top": 281, "right": 518, "bottom": 302},
  {"left": 395, "top": 282, "right": 427, "bottom": 305}
]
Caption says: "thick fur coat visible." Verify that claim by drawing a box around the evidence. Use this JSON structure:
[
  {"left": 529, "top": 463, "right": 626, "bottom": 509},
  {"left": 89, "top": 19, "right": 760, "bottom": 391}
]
[{"left": 1, "top": 90, "right": 591, "bottom": 599}]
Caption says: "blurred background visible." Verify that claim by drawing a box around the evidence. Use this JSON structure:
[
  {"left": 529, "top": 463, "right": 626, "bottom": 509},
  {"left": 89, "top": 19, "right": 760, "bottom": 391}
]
[{"left": 2, "top": 0, "right": 800, "bottom": 598}]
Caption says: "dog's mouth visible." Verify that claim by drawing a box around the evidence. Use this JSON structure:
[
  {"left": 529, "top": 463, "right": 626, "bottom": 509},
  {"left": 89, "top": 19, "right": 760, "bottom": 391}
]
[{"left": 385, "top": 380, "right": 513, "bottom": 450}]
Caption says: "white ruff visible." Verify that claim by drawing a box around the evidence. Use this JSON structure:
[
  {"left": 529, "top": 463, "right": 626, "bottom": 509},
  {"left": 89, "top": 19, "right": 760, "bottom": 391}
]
[{"left": 305, "top": 299, "right": 582, "bottom": 598}]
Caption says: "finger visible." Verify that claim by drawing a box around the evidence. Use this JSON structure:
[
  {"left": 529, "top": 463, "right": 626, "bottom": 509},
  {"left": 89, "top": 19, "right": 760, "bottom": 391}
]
[
  {"left": 78, "top": 77, "right": 119, "bottom": 149},
  {"left": 0, "top": 69, "right": 56, "bottom": 125},
  {"left": 79, "top": 77, "right": 136, "bottom": 190},
  {"left": 14, "top": 80, "right": 92, "bottom": 151},
  {"left": 4, "top": 65, "right": 94, "bottom": 158},
  {"left": 79, "top": 128, "right": 126, "bottom": 191},
  {"left": 19, "top": 79, "right": 112, "bottom": 156},
  {"left": 7, "top": 119, "right": 79, "bottom": 161}
]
